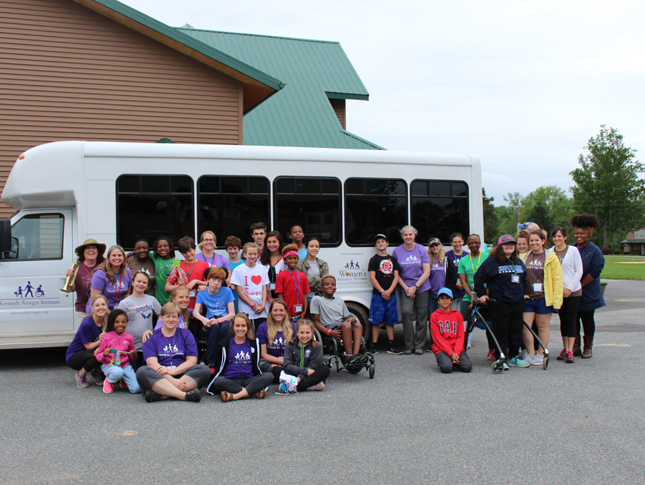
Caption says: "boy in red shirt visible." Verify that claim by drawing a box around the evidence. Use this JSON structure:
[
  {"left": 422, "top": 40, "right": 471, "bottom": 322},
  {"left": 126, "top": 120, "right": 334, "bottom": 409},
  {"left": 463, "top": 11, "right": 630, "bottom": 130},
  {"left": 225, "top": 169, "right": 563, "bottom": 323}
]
[
  {"left": 430, "top": 288, "right": 472, "bottom": 373},
  {"left": 276, "top": 244, "right": 310, "bottom": 321}
]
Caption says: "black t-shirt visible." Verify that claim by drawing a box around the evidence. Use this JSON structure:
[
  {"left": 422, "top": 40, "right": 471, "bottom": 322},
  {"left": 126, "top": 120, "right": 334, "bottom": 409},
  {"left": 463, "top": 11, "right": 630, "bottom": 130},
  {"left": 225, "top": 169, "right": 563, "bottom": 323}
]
[{"left": 368, "top": 254, "right": 401, "bottom": 295}]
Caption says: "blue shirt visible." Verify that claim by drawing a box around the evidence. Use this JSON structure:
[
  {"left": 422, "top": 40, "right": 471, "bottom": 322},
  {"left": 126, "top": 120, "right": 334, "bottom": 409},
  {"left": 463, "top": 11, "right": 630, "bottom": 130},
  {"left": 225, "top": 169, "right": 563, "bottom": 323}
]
[{"left": 196, "top": 287, "right": 234, "bottom": 319}]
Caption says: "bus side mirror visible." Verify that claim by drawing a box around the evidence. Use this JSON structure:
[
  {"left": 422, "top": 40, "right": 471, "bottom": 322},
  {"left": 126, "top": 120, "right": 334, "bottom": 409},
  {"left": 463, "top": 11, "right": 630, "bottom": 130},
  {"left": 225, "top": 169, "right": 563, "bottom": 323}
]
[{"left": 0, "top": 220, "right": 17, "bottom": 260}]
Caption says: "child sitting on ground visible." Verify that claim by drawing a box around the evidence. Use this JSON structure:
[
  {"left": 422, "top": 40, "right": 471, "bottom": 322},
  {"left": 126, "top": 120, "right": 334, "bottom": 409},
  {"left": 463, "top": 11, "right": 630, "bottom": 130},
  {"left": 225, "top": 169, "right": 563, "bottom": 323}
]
[
  {"left": 310, "top": 275, "right": 364, "bottom": 364},
  {"left": 430, "top": 288, "right": 472, "bottom": 373},
  {"left": 283, "top": 319, "right": 331, "bottom": 392}
]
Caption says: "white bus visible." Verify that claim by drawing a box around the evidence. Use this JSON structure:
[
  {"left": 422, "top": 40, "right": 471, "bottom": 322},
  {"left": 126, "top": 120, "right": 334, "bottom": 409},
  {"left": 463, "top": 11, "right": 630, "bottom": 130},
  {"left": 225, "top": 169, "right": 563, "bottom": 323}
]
[{"left": 0, "top": 141, "right": 483, "bottom": 349}]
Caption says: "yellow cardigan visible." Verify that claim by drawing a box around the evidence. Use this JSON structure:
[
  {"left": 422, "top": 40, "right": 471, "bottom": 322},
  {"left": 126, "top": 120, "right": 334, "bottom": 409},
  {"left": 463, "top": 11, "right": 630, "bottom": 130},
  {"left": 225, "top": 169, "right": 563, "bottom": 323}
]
[{"left": 522, "top": 251, "right": 563, "bottom": 310}]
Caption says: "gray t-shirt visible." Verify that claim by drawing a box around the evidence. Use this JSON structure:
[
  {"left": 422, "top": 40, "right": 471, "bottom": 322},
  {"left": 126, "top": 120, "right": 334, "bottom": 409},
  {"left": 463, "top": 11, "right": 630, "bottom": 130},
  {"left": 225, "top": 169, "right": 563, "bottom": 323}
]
[
  {"left": 306, "top": 260, "right": 320, "bottom": 298},
  {"left": 117, "top": 295, "right": 162, "bottom": 350},
  {"left": 310, "top": 295, "right": 349, "bottom": 329}
]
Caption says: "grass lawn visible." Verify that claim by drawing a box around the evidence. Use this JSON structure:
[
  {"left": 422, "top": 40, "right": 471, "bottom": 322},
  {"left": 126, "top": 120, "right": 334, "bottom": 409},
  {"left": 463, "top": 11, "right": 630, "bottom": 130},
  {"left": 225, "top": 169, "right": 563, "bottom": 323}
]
[{"left": 600, "top": 255, "right": 645, "bottom": 281}]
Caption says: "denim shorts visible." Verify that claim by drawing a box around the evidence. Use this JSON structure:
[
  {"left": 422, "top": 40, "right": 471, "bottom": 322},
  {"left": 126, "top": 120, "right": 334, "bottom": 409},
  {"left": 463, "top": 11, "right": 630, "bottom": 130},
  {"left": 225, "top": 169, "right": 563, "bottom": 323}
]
[{"left": 523, "top": 298, "right": 553, "bottom": 315}]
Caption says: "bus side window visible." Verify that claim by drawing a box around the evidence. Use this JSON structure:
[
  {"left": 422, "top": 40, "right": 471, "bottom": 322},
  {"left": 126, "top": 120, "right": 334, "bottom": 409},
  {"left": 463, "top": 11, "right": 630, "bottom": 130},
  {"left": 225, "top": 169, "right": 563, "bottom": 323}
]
[
  {"left": 116, "top": 175, "right": 194, "bottom": 249},
  {"left": 197, "top": 176, "right": 270, "bottom": 246},
  {"left": 410, "top": 180, "right": 469, "bottom": 243},
  {"left": 11, "top": 214, "right": 64, "bottom": 260},
  {"left": 274, "top": 177, "right": 341, "bottom": 247},
  {"left": 344, "top": 178, "right": 408, "bottom": 247}
]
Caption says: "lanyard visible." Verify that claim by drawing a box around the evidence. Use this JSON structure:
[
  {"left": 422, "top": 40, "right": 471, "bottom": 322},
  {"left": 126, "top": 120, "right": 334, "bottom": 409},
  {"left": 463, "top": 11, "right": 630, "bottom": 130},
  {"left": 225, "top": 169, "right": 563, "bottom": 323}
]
[
  {"left": 183, "top": 261, "right": 196, "bottom": 280},
  {"left": 114, "top": 273, "right": 124, "bottom": 304},
  {"left": 288, "top": 270, "right": 301, "bottom": 304},
  {"left": 82, "top": 262, "right": 93, "bottom": 278},
  {"left": 206, "top": 254, "right": 215, "bottom": 267},
  {"left": 506, "top": 258, "right": 516, "bottom": 274},
  {"left": 469, "top": 253, "right": 482, "bottom": 274},
  {"left": 530, "top": 252, "right": 544, "bottom": 280}
]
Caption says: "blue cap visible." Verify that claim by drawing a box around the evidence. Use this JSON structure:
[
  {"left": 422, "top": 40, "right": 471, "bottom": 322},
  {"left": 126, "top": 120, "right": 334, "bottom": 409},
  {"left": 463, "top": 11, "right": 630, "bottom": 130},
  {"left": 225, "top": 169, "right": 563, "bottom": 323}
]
[{"left": 437, "top": 288, "right": 453, "bottom": 299}]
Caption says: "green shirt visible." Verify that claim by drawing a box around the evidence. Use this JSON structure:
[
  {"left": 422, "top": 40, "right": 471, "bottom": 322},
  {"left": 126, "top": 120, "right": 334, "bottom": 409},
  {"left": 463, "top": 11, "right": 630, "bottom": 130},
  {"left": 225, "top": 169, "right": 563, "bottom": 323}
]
[
  {"left": 149, "top": 253, "right": 178, "bottom": 305},
  {"left": 457, "top": 252, "right": 489, "bottom": 302}
]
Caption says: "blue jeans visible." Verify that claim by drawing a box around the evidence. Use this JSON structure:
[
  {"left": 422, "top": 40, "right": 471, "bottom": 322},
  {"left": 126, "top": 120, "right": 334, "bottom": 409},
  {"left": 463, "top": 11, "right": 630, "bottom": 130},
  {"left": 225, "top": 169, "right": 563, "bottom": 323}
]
[
  {"left": 101, "top": 364, "right": 140, "bottom": 393},
  {"left": 205, "top": 321, "right": 231, "bottom": 365}
]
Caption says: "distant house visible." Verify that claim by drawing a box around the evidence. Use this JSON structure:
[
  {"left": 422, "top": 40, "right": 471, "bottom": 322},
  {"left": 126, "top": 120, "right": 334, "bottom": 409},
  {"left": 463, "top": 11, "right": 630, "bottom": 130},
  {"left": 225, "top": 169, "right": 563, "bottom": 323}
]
[{"left": 621, "top": 229, "right": 645, "bottom": 255}]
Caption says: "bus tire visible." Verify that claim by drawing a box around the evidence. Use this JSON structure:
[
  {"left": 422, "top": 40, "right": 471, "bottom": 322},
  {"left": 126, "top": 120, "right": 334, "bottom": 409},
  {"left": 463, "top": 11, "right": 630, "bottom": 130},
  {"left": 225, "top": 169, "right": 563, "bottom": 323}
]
[{"left": 346, "top": 302, "right": 370, "bottom": 341}]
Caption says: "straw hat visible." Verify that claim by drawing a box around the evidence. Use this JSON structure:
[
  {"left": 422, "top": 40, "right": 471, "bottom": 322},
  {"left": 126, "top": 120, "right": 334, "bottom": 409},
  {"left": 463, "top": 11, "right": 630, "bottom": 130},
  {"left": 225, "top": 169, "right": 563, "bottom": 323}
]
[{"left": 75, "top": 239, "right": 107, "bottom": 258}]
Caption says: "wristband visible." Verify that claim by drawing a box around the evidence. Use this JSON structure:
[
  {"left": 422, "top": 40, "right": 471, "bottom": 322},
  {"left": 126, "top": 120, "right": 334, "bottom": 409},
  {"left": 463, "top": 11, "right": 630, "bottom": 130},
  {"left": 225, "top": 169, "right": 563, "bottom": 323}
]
[
  {"left": 215, "top": 319, "right": 219, "bottom": 324},
  {"left": 251, "top": 303, "right": 256, "bottom": 309},
  {"left": 327, "top": 329, "right": 331, "bottom": 336}
]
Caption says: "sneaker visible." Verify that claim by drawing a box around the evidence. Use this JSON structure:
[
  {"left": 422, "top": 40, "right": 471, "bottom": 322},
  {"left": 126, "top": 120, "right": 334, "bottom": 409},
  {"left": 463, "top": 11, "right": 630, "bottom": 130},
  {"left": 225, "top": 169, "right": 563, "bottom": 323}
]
[
  {"left": 307, "top": 382, "right": 325, "bottom": 391},
  {"left": 523, "top": 353, "right": 535, "bottom": 365},
  {"left": 414, "top": 349, "right": 424, "bottom": 355},
  {"left": 119, "top": 379, "right": 128, "bottom": 389},
  {"left": 367, "top": 343, "right": 379, "bottom": 355},
  {"left": 387, "top": 344, "right": 403, "bottom": 355},
  {"left": 144, "top": 389, "right": 165, "bottom": 402},
  {"left": 184, "top": 389, "right": 201, "bottom": 402},
  {"left": 486, "top": 349, "right": 496, "bottom": 361},
  {"left": 403, "top": 349, "right": 414, "bottom": 355},
  {"left": 102, "top": 380, "right": 114, "bottom": 394},
  {"left": 508, "top": 356, "right": 530, "bottom": 368},
  {"left": 556, "top": 349, "right": 567, "bottom": 361},
  {"left": 565, "top": 351, "right": 575, "bottom": 364},
  {"left": 74, "top": 372, "right": 89, "bottom": 389},
  {"left": 531, "top": 353, "right": 544, "bottom": 366},
  {"left": 90, "top": 368, "right": 104, "bottom": 386}
]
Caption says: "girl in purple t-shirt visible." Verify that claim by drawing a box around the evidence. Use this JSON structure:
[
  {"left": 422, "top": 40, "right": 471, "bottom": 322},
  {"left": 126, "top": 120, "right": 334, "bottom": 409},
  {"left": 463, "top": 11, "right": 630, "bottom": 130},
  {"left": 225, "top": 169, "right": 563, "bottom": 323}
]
[
  {"left": 87, "top": 245, "right": 132, "bottom": 312},
  {"left": 257, "top": 299, "right": 296, "bottom": 382},
  {"left": 206, "top": 314, "right": 274, "bottom": 402}
]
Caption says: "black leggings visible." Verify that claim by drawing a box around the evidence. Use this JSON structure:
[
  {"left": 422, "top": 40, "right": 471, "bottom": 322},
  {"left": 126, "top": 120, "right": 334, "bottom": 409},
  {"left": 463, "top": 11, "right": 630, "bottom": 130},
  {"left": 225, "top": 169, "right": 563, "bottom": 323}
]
[
  {"left": 292, "top": 366, "right": 331, "bottom": 392},
  {"left": 211, "top": 373, "right": 274, "bottom": 396},
  {"left": 67, "top": 349, "right": 100, "bottom": 372},
  {"left": 576, "top": 310, "right": 596, "bottom": 338},
  {"left": 560, "top": 296, "right": 581, "bottom": 338},
  {"left": 490, "top": 300, "right": 524, "bottom": 361}
]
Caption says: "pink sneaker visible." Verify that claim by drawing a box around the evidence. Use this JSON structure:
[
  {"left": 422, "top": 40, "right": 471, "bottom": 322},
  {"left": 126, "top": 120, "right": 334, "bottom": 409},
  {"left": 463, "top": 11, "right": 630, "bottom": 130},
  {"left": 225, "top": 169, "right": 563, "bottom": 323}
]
[{"left": 103, "top": 380, "right": 114, "bottom": 394}]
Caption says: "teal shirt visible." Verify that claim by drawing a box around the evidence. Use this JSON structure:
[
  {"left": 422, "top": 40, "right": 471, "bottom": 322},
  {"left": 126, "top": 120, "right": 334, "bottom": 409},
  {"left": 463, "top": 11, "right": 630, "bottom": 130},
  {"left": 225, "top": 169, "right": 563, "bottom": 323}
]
[{"left": 457, "top": 252, "right": 489, "bottom": 302}]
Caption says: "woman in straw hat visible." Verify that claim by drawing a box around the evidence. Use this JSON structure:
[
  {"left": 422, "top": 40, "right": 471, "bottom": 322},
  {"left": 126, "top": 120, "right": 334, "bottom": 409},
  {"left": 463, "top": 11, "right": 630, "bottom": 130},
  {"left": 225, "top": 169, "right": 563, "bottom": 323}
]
[{"left": 65, "top": 239, "right": 106, "bottom": 326}]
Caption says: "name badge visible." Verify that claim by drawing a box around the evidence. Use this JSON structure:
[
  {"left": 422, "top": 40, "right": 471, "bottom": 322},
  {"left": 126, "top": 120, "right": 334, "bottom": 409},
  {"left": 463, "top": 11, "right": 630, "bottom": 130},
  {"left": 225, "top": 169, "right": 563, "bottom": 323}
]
[
  {"left": 167, "top": 365, "right": 176, "bottom": 370},
  {"left": 511, "top": 274, "right": 520, "bottom": 284},
  {"left": 270, "top": 283, "right": 276, "bottom": 291},
  {"left": 294, "top": 304, "right": 303, "bottom": 313},
  {"left": 533, "top": 283, "right": 543, "bottom": 292},
  {"left": 189, "top": 290, "right": 196, "bottom": 298}
]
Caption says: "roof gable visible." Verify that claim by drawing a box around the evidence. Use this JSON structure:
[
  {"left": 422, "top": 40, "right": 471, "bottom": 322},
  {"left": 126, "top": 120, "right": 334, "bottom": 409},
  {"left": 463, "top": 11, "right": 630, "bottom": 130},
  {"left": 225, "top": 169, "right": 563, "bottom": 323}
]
[{"left": 178, "top": 28, "right": 383, "bottom": 150}]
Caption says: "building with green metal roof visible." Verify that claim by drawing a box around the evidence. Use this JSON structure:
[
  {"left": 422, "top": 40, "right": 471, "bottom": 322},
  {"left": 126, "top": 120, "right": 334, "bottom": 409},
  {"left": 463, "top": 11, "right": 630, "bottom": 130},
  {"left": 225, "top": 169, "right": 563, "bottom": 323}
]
[{"left": 178, "top": 28, "right": 384, "bottom": 150}]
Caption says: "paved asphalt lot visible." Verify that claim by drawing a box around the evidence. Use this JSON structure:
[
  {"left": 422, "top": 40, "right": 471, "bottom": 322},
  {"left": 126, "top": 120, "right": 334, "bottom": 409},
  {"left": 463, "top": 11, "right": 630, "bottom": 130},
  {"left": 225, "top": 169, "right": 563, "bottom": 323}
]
[{"left": 1, "top": 280, "right": 644, "bottom": 484}]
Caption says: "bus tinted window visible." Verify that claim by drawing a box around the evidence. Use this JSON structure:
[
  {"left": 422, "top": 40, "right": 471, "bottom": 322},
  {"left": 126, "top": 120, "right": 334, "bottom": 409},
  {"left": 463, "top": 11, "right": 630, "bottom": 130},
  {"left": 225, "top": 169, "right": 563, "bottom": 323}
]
[
  {"left": 411, "top": 180, "right": 469, "bottom": 244},
  {"left": 116, "top": 175, "right": 194, "bottom": 250},
  {"left": 274, "top": 177, "right": 341, "bottom": 247},
  {"left": 11, "top": 214, "right": 64, "bottom": 260},
  {"left": 198, "top": 176, "right": 270, "bottom": 247},
  {"left": 345, "top": 178, "right": 408, "bottom": 246}
]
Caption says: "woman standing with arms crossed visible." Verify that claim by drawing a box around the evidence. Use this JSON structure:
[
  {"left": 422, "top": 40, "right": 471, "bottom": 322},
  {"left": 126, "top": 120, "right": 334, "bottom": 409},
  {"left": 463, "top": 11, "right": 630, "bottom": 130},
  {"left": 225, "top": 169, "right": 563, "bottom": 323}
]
[
  {"left": 551, "top": 227, "right": 583, "bottom": 363},
  {"left": 65, "top": 239, "right": 105, "bottom": 326},
  {"left": 392, "top": 226, "right": 431, "bottom": 355},
  {"left": 474, "top": 235, "right": 530, "bottom": 369},
  {"left": 570, "top": 213, "right": 605, "bottom": 358}
]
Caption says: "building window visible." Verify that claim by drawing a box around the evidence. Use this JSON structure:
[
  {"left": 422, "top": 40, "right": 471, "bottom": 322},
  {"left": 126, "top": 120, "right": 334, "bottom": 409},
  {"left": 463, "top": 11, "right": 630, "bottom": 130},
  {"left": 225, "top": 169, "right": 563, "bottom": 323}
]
[
  {"left": 116, "top": 175, "right": 194, "bottom": 249},
  {"left": 345, "top": 178, "right": 408, "bottom": 246},
  {"left": 410, "top": 180, "right": 469, "bottom": 244},
  {"left": 274, "top": 177, "right": 341, "bottom": 246},
  {"left": 198, "top": 176, "right": 270, "bottom": 247},
  {"left": 11, "top": 214, "right": 64, "bottom": 260}
]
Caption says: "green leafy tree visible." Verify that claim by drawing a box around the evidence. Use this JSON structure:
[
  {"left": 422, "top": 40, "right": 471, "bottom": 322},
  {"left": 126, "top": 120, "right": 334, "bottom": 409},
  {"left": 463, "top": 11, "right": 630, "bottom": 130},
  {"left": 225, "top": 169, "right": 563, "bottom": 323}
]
[
  {"left": 502, "top": 191, "right": 523, "bottom": 233},
  {"left": 521, "top": 185, "right": 573, "bottom": 229},
  {"left": 570, "top": 126, "right": 645, "bottom": 247},
  {"left": 482, "top": 188, "right": 498, "bottom": 243}
]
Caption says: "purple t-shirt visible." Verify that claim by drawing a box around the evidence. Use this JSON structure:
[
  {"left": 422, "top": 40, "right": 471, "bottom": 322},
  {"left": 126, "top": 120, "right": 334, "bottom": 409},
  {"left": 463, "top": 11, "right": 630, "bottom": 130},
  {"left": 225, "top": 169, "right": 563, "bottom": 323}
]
[
  {"left": 196, "top": 252, "right": 231, "bottom": 271},
  {"left": 223, "top": 337, "right": 254, "bottom": 379},
  {"left": 446, "top": 250, "right": 468, "bottom": 299},
  {"left": 256, "top": 321, "right": 296, "bottom": 358},
  {"left": 142, "top": 328, "right": 198, "bottom": 368},
  {"left": 65, "top": 315, "right": 102, "bottom": 362},
  {"left": 392, "top": 244, "right": 431, "bottom": 292},
  {"left": 87, "top": 267, "right": 132, "bottom": 311},
  {"left": 428, "top": 260, "right": 446, "bottom": 297}
]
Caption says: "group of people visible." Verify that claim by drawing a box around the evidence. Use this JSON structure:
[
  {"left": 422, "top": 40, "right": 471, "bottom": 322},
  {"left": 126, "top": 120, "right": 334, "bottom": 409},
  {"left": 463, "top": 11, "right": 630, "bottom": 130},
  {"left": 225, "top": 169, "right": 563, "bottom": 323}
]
[{"left": 64, "top": 212, "right": 606, "bottom": 401}]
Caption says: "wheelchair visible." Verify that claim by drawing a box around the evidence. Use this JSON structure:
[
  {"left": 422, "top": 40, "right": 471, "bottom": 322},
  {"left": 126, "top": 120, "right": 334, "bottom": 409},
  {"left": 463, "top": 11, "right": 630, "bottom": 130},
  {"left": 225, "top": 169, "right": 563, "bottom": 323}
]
[{"left": 313, "top": 326, "right": 375, "bottom": 379}]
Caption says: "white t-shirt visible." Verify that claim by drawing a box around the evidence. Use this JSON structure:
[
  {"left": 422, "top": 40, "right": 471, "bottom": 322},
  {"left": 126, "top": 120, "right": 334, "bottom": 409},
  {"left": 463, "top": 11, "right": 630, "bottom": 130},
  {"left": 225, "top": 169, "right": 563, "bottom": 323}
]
[{"left": 231, "top": 263, "right": 270, "bottom": 318}]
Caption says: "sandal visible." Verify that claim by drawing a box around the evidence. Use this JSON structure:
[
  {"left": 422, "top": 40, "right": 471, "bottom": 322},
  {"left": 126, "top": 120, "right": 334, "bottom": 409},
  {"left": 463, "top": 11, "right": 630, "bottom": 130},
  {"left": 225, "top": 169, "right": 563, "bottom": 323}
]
[
  {"left": 220, "top": 391, "right": 234, "bottom": 403},
  {"left": 253, "top": 389, "right": 266, "bottom": 399}
]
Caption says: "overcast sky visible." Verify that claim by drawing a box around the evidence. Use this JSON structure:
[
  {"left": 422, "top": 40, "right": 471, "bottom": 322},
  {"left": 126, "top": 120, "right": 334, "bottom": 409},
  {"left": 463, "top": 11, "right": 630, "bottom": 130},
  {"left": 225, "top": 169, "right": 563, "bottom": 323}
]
[{"left": 121, "top": 0, "right": 645, "bottom": 205}]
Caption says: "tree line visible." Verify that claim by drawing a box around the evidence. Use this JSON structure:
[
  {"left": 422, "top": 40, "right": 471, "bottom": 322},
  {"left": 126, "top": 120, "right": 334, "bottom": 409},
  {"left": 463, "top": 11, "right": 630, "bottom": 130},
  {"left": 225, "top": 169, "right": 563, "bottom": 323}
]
[{"left": 483, "top": 126, "right": 645, "bottom": 252}]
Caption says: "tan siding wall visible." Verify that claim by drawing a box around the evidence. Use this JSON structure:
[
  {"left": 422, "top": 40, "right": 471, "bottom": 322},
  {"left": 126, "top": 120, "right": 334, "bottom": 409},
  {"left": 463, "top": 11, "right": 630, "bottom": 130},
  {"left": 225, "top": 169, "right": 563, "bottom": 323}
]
[
  {"left": 0, "top": 0, "right": 244, "bottom": 218},
  {"left": 330, "top": 99, "right": 346, "bottom": 130}
]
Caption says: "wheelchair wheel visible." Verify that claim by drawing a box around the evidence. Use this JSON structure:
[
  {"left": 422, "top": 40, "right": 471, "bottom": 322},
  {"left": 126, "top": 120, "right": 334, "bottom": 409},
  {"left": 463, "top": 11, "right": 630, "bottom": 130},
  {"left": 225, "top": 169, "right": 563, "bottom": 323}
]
[
  {"left": 346, "top": 364, "right": 362, "bottom": 374},
  {"left": 542, "top": 354, "right": 549, "bottom": 370},
  {"left": 368, "top": 363, "right": 375, "bottom": 379},
  {"left": 491, "top": 360, "right": 504, "bottom": 374}
]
